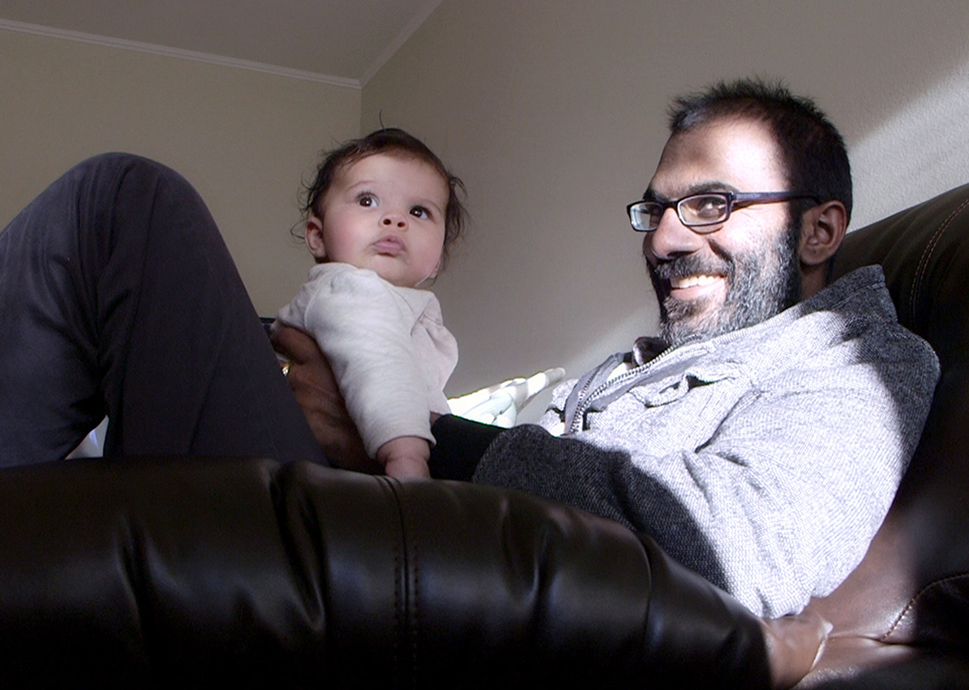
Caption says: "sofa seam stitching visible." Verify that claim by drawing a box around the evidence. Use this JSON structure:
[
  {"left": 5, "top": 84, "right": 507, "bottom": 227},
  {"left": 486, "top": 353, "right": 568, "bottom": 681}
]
[
  {"left": 909, "top": 197, "right": 969, "bottom": 313},
  {"left": 879, "top": 571, "right": 969, "bottom": 641}
]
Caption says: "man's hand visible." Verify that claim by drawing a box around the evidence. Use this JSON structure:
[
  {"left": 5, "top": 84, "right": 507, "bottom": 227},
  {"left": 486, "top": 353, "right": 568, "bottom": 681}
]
[
  {"left": 271, "top": 325, "right": 379, "bottom": 474},
  {"left": 761, "top": 609, "right": 831, "bottom": 689}
]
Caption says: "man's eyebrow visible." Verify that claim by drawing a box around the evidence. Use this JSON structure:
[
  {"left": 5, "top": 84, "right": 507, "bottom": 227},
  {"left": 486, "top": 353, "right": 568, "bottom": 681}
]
[{"left": 642, "top": 181, "right": 740, "bottom": 202}]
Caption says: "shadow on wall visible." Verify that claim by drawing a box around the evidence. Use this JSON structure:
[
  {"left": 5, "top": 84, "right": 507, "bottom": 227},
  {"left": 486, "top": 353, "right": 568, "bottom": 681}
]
[{"left": 850, "top": 59, "right": 969, "bottom": 229}]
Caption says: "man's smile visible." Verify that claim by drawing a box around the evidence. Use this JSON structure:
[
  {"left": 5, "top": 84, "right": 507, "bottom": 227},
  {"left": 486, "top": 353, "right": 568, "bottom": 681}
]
[
  {"left": 669, "top": 273, "right": 723, "bottom": 291},
  {"left": 652, "top": 256, "right": 731, "bottom": 303}
]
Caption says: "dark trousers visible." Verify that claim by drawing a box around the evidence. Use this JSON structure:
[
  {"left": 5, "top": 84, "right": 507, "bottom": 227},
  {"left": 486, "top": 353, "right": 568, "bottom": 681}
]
[{"left": 0, "top": 153, "right": 325, "bottom": 466}]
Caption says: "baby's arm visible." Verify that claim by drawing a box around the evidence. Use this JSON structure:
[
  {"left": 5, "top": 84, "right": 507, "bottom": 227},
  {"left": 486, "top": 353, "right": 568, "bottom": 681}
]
[{"left": 377, "top": 436, "right": 431, "bottom": 478}]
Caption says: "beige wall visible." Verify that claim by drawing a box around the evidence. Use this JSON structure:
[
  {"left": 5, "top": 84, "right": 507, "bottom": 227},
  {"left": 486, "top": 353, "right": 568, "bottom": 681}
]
[
  {"left": 4, "top": 5, "right": 968, "bottom": 419},
  {"left": 362, "top": 0, "right": 969, "bottom": 417},
  {"left": 0, "top": 28, "right": 360, "bottom": 315}
]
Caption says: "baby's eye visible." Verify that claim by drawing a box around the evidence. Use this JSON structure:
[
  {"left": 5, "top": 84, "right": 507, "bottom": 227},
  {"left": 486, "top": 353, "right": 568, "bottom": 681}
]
[
  {"left": 357, "top": 193, "right": 376, "bottom": 207},
  {"left": 410, "top": 205, "right": 430, "bottom": 219}
]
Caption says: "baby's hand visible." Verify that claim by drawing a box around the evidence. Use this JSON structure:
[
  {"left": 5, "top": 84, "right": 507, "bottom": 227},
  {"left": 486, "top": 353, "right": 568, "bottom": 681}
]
[{"left": 377, "top": 436, "right": 431, "bottom": 479}]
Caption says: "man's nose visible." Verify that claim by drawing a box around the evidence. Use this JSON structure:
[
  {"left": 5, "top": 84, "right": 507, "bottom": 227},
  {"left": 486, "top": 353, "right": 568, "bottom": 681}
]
[{"left": 644, "top": 207, "right": 703, "bottom": 261}]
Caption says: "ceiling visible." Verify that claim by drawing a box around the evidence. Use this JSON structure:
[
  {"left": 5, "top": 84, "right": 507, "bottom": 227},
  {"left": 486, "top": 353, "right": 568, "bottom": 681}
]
[{"left": 0, "top": 0, "right": 443, "bottom": 86}]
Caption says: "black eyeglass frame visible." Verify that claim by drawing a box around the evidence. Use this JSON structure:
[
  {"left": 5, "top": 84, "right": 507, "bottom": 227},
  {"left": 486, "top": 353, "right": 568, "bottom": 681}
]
[{"left": 626, "top": 191, "right": 820, "bottom": 233}]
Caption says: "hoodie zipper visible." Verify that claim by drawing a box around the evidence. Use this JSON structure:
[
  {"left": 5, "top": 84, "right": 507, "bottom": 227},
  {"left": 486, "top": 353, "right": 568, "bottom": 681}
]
[{"left": 567, "top": 343, "right": 687, "bottom": 435}]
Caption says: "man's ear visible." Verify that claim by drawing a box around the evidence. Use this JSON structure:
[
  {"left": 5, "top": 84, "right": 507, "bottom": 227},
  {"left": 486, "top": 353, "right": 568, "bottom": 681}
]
[
  {"left": 799, "top": 200, "right": 847, "bottom": 267},
  {"left": 305, "top": 216, "right": 327, "bottom": 260}
]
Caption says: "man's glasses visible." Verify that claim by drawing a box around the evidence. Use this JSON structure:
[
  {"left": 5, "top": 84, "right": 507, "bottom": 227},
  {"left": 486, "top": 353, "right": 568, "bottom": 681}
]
[{"left": 626, "top": 191, "right": 819, "bottom": 233}]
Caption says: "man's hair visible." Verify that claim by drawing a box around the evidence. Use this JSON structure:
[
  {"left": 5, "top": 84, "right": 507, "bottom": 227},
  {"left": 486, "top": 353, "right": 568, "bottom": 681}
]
[
  {"left": 301, "top": 127, "right": 468, "bottom": 270},
  {"left": 668, "top": 78, "right": 852, "bottom": 225}
]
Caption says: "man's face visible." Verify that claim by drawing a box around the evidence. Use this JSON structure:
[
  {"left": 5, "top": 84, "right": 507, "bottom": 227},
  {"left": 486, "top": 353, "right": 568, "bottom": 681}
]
[{"left": 642, "top": 118, "right": 804, "bottom": 346}]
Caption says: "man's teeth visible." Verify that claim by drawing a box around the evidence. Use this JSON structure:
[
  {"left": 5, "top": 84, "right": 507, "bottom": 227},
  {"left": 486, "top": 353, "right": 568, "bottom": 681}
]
[{"left": 670, "top": 274, "right": 720, "bottom": 289}]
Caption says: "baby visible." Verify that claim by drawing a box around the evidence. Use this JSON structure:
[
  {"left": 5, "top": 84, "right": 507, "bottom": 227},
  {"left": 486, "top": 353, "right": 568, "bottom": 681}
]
[{"left": 274, "top": 128, "right": 467, "bottom": 478}]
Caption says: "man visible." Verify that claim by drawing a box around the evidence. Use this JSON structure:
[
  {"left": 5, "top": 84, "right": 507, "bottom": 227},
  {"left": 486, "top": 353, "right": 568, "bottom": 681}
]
[{"left": 276, "top": 79, "right": 939, "bottom": 617}]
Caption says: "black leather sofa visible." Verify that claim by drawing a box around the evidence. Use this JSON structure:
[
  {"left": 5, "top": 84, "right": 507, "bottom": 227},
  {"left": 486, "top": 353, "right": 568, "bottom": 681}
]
[
  {"left": 799, "top": 182, "right": 969, "bottom": 688},
  {"left": 2, "top": 183, "right": 969, "bottom": 689}
]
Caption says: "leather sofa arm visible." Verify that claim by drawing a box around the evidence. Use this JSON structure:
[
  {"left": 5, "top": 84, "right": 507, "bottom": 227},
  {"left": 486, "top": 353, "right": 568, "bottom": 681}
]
[{"left": 0, "top": 457, "right": 772, "bottom": 688}]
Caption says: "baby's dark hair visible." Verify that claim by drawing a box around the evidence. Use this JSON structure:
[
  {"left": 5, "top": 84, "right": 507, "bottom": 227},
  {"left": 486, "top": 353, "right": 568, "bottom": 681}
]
[{"left": 302, "top": 128, "right": 468, "bottom": 270}]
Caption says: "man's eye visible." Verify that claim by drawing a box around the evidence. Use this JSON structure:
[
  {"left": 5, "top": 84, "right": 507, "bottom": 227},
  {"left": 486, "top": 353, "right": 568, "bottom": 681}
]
[{"left": 687, "top": 196, "right": 726, "bottom": 219}]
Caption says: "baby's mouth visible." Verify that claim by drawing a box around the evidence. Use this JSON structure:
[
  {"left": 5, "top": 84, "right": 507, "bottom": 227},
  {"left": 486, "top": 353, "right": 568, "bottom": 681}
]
[{"left": 373, "top": 236, "right": 405, "bottom": 255}]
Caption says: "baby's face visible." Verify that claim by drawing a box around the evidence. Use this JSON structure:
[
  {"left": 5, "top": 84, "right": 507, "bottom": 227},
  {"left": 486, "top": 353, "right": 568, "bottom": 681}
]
[{"left": 307, "top": 153, "right": 448, "bottom": 288}]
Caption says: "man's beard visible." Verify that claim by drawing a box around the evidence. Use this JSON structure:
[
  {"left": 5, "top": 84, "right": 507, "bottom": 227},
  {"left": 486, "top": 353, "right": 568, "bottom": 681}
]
[{"left": 649, "top": 222, "right": 802, "bottom": 347}]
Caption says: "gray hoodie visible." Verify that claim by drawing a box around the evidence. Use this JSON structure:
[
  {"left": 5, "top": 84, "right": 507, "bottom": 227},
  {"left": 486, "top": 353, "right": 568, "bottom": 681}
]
[{"left": 474, "top": 266, "right": 939, "bottom": 617}]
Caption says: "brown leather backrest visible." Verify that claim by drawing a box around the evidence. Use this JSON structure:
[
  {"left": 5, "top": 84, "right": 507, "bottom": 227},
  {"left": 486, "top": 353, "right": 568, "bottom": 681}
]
[{"left": 811, "top": 183, "right": 969, "bottom": 648}]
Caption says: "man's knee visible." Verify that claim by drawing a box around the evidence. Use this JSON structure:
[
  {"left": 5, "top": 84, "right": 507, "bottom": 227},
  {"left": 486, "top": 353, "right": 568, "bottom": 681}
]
[
  {"left": 72, "top": 152, "right": 190, "bottom": 193},
  {"left": 67, "top": 153, "right": 214, "bottom": 246}
]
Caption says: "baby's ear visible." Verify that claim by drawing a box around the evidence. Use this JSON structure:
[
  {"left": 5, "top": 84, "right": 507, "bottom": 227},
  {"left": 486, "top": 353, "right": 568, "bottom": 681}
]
[
  {"left": 305, "top": 216, "right": 327, "bottom": 260},
  {"left": 423, "top": 258, "right": 443, "bottom": 285}
]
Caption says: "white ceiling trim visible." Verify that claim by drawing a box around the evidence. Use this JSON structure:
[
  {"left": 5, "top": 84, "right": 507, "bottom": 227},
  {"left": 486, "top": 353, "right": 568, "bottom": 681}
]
[{"left": 0, "top": 18, "right": 360, "bottom": 89}]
